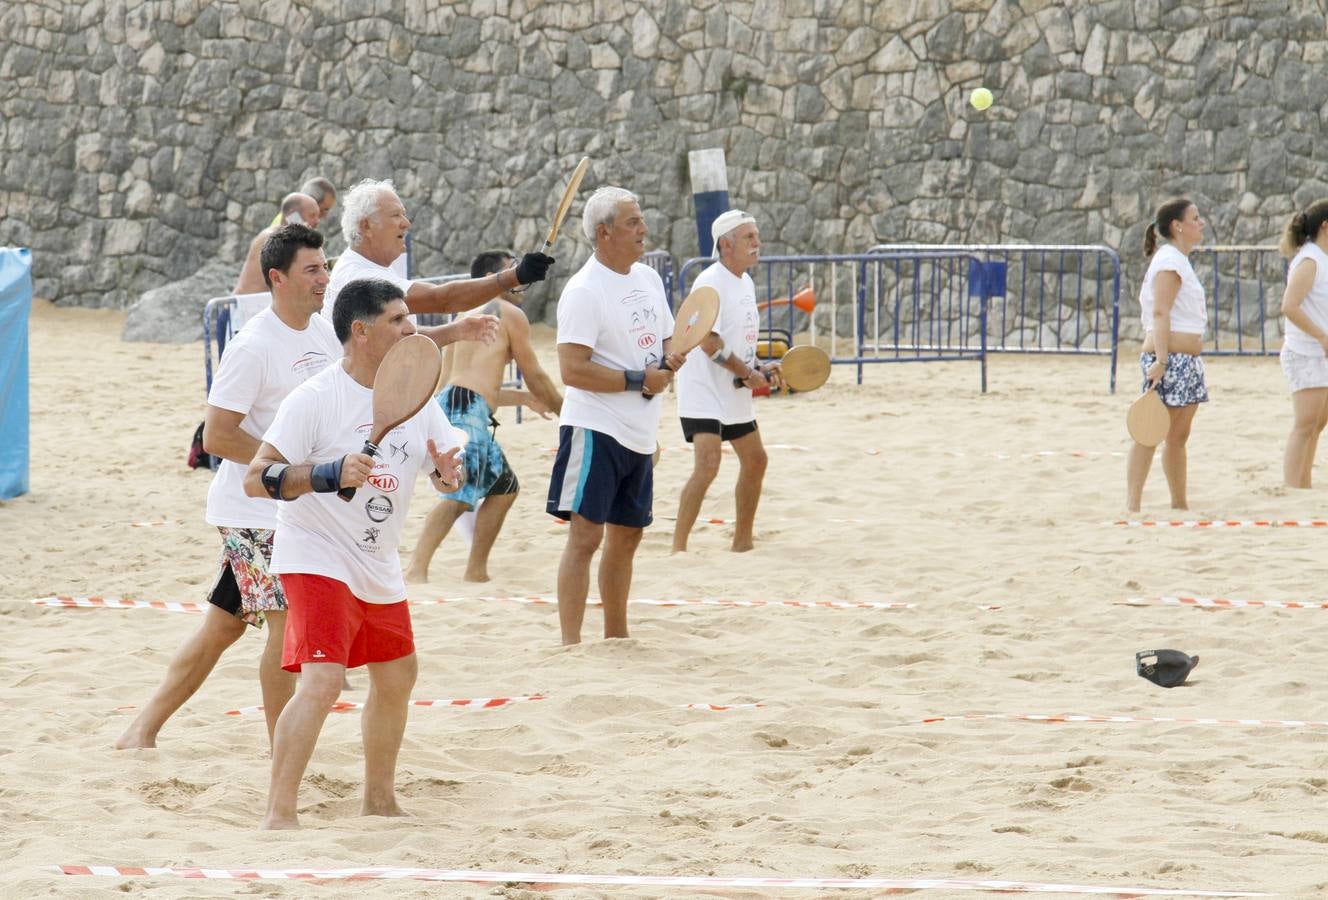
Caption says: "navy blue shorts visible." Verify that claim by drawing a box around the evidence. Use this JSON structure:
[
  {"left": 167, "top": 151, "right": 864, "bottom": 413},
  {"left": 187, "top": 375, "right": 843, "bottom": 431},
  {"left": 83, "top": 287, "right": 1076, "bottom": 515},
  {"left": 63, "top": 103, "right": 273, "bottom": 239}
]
[{"left": 546, "top": 426, "right": 653, "bottom": 528}]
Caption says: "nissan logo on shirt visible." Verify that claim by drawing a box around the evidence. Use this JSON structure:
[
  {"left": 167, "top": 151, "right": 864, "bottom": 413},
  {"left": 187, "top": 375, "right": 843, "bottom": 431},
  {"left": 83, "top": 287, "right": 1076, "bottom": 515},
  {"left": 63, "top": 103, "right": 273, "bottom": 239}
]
[{"left": 364, "top": 495, "right": 394, "bottom": 522}]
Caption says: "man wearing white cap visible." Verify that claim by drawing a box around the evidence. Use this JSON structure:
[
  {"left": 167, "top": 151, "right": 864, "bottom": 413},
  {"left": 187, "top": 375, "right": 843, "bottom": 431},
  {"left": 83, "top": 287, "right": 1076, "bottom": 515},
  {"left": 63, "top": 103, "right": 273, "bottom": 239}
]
[{"left": 672, "top": 209, "right": 783, "bottom": 553}]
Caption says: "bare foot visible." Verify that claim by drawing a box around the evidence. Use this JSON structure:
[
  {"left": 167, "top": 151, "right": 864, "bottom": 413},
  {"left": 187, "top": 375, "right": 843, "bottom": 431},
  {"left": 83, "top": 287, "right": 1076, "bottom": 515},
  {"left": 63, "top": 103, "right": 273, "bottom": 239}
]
[
  {"left": 404, "top": 567, "right": 429, "bottom": 585},
  {"left": 462, "top": 570, "right": 490, "bottom": 583},
  {"left": 260, "top": 812, "right": 300, "bottom": 830},
  {"left": 114, "top": 727, "right": 156, "bottom": 750},
  {"left": 361, "top": 798, "right": 410, "bottom": 818}
]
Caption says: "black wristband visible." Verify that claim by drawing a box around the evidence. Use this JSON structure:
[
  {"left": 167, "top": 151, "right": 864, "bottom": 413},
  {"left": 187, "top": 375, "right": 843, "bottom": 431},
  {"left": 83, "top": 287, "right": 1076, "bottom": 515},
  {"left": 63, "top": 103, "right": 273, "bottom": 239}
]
[
  {"left": 260, "top": 463, "right": 289, "bottom": 500},
  {"left": 309, "top": 458, "right": 344, "bottom": 493},
  {"left": 624, "top": 369, "right": 646, "bottom": 392}
]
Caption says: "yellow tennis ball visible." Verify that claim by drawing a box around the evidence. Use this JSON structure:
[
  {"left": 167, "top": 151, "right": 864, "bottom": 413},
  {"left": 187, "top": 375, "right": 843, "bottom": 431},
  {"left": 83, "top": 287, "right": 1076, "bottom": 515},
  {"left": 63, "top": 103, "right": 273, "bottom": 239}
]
[{"left": 970, "top": 87, "right": 993, "bottom": 110}]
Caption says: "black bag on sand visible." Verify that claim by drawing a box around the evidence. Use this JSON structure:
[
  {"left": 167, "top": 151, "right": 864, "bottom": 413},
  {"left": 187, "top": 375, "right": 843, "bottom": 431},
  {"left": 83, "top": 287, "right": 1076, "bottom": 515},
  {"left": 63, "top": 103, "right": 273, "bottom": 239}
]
[{"left": 1136, "top": 649, "right": 1199, "bottom": 688}]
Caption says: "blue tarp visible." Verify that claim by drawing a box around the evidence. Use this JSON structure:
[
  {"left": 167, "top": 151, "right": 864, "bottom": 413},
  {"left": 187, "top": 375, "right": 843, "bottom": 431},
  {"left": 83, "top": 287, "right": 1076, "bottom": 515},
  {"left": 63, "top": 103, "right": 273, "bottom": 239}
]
[{"left": 0, "top": 248, "right": 32, "bottom": 500}]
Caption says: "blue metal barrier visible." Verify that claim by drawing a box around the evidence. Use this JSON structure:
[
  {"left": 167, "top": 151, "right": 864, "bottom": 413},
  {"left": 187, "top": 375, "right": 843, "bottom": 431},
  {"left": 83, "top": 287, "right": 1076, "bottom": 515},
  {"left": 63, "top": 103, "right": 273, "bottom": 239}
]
[
  {"left": 643, "top": 250, "right": 674, "bottom": 300},
  {"left": 869, "top": 243, "right": 1121, "bottom": 392},
  {"left": 678, "top": 251, "right": 991, "bottom": 392},
  {"left": 1187, "top": 245, "right": 1283, "bottom": 356}
]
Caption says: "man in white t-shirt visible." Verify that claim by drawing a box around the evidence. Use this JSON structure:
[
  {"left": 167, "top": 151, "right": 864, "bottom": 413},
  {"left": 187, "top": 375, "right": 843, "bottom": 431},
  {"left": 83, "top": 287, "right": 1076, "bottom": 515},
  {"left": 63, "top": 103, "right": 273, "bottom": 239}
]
[
  {"left": 244, "top": 278, "right": 465, "bottom": 830},
  {"left": 117, "top": 225, "right": 342, "bottom": 751},
  {"left": 325, "top": 178, "right": 556, "bottom": 350},
  {"left": 546, "top": 187, "right": 683, "bottom": 645},
  {"left": 672, "top": 210, "right": 784, "bottom": 553}
]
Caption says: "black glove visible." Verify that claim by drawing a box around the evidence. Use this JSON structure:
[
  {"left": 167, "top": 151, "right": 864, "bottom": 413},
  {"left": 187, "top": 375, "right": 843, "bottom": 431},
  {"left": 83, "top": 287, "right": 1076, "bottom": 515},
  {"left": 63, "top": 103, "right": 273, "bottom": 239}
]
[{"left": 514, "top": 252, "right": 555, "bottom": 285}]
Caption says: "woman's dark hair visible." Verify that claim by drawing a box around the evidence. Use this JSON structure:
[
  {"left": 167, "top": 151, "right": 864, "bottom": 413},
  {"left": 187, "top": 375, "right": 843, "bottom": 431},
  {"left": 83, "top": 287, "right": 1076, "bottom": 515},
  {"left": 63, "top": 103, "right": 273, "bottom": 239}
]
[
  {"left": 1143, "top": 198, "right": 1194, "bottom": 257},
  {"left": 1279, "top": 200, "right": 1328, "bottom": 259}
]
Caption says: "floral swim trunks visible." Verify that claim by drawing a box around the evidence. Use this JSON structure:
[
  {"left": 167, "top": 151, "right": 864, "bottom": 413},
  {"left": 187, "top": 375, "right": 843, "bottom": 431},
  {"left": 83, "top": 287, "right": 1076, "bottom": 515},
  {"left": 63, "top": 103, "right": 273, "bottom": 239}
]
[
  {"left": 206, "top": 527, "right": 286, "bottom": 628},
  {"left": 1140, "top": 351, "right": 1208, "bottom": 407}
]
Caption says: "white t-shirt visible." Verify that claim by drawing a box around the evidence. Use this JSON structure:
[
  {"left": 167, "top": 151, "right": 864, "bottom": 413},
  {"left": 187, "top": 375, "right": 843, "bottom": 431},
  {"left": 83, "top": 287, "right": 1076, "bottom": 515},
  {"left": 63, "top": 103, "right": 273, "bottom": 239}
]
[
  {"left": 556, "top": 256, "right": 675, "bottom": 454},
  {"left": 323, "top": 248, "right": 414, "bottom": 326},
  {"left": 264, "top": 363, "right": 463, "bottom": 603},
  {"left": 1139, "top": 243, "right": 1206, "bottom": 336},
  {"left": 1283, "top": 243, "right": 1328, "bottom": 358},
  {"left": 676, "top": 262, "right": 759, "bottom": 425},
  {"left": 205, "top": 308, "right": 342, "bottom": 529}
]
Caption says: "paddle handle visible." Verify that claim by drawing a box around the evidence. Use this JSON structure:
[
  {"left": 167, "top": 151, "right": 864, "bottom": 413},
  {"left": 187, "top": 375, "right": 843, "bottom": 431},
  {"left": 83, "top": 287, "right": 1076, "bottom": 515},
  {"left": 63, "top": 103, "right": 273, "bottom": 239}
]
[{"left": 336, "top": 441, "right": 379, "bottom": 502}]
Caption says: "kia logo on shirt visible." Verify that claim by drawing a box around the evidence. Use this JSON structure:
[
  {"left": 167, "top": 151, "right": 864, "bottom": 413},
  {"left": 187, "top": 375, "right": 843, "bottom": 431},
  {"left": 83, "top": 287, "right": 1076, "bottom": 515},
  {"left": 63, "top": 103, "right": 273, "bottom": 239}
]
[
  {"left": 637, "top": 333, "right": 657, "bottom": 349},
  {"left": 368, "top": 473, "right": 399, "bottom": 492}
]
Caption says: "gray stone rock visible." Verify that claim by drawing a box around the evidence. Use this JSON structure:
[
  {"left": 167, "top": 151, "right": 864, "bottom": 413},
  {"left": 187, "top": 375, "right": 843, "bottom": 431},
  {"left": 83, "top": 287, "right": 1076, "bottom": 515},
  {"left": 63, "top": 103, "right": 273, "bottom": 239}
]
[{"left": 122, "top": 260, "right": 237, "bottom": 343}]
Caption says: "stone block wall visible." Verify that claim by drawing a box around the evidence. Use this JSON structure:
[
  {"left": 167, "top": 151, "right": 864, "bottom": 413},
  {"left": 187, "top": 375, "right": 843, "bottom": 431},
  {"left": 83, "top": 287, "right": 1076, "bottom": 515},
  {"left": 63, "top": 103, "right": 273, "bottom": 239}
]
[{"left": 2, "top": 0, "right": 1325, "bottom": 327}]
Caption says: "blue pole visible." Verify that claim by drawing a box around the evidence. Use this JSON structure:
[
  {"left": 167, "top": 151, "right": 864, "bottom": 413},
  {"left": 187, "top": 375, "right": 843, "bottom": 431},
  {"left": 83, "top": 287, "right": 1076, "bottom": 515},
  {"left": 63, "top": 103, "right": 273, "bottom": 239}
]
[{"left": 688, "top": 148, "right": 729, "bottom": 257}]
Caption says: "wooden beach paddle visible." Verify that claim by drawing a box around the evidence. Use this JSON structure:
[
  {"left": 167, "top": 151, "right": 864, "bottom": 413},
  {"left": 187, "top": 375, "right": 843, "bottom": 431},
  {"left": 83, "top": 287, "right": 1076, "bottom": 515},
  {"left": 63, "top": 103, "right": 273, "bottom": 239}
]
[
  {"left": 645, "top": 284, "right": 720, "bottom": 396},
  {"left": 542, "top": 156, "right": 589, "bottom": 252},
  {"left": 734, "top": 345, "right": 832, "bottom": 393},
  {"left": 339, "top": 334, "right": 442, "bottom": 501},
  {"left": 1126, "top": 386, "right": 1169, "bottom": 447},
  {"left": 778, "top": 345, "right": 832, "bottom": 393}
]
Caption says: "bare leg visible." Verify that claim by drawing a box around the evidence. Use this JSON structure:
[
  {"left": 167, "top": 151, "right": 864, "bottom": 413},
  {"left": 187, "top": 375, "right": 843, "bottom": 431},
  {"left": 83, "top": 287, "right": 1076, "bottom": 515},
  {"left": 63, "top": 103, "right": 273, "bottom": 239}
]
[
  {"left": 1284, "top": 388, "right": 1328, "bottom": 488},
  {"left": 262, "top": 662, "right": 343, "bottom": 830},
  {"left": 1125, "top": 442, "right": 1155, "bottom": 513},
  {"left": 599, "top": 524, "right": 643, "bottom": 639},
  {"left": 672, "top": 434, "right": 721, "bottom": 552},
  {"left": 115, "top": 604, "right": 246, "bottom": 749},
  {"left": 258, "top": 610, "right": 295, "bottom": 750},
  {"left": 556, "top": 514, "right": 604, "bottom": 645},
  {"left": 1160, "top": 404, "right": 1199, "bottom": 510},
  {"left": 360, "top": 653, "right": 418, "bottom": 817},
  {"left": 404, "top": 499, "right": 466, "bottom": 584},
  {"left": 465, "top": 491, "right": 517, "bottom": 582},
  {"left": 728, "top": 430, "right": 768, "bottom": 552}
]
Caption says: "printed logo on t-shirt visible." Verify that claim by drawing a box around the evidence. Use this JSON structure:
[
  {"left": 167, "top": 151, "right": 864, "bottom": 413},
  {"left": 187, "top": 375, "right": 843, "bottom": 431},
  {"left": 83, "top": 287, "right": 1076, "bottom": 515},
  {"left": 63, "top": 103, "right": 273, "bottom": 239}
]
[
  {"left": 357, "top": 526, "right": 383, "bottom": 555},
  {"left": 637, "top": 333, "right": 657, "bottom": 349},
  {"left": 367, "top": 473, "right": 399, "bottom": 492},
  {"left": 312, "top": 649, "right": 326, "bottom": 659},
  {"left": 389, "top": 440, "right": 410, "bottom": 463},
  {"left": 620, "top": 289, "right": 652, "bottom": 306},
  {"left": 365, "top": 495, "right": 394, "bottom": 523},
  {"left": 291, "top": 351, "right": 332, "bottom": 378},
  {"left": 363, "top": 527, "right": 380, "bottom": 544}
]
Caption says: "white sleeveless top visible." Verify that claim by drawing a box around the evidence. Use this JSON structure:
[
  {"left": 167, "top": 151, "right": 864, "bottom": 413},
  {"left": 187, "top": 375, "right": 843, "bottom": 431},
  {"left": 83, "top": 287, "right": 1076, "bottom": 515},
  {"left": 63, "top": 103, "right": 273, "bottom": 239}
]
[
  {"left": 1282, "top": 242, "right": 1328, "bottom": 358},
  {"left": 1139, "top": 243, "right": 1206, "bottom": 337}
]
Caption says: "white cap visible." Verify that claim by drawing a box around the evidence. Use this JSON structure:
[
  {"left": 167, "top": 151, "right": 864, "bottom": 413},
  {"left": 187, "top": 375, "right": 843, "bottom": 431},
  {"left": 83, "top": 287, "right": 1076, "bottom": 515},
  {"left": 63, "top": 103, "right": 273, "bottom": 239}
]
[{"left": 711, "top": 209, "right": 756, "bottom": 256}]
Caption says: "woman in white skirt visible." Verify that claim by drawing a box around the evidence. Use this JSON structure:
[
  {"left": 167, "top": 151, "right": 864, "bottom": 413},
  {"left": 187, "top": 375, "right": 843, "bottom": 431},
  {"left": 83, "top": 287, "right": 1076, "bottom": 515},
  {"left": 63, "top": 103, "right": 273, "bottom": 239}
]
[
  {"left": 1278, "top": 200, "right": 1328, "bottom": 487},
  {"left": 1126, "top": 198, "right": 1208, "bottom": 512}
]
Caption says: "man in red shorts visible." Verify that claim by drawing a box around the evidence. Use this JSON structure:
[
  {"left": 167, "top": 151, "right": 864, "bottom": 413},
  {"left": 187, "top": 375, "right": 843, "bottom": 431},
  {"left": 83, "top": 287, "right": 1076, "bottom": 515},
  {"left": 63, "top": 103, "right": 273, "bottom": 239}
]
[{"left": 244, "top": 278, "right": 465, "bottom": 829}]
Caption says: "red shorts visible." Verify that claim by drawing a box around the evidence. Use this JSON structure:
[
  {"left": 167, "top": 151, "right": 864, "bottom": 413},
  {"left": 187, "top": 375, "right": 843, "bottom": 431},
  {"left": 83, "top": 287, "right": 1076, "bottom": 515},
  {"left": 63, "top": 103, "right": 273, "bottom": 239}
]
[{"left": 278, "top": 573, "right": 414, "bottom": 672}]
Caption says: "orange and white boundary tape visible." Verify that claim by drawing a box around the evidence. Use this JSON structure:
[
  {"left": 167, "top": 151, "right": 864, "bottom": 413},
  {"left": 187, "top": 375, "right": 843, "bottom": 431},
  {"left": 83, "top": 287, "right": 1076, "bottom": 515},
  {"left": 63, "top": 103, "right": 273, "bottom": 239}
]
[
  {"left": 50, "top": 864, "right": 1267, "bottom": 896},
  {"left": 1118, "top": 596, "right": 1328, "bottom": 610},
  {"left": 29, "top": 595, "right": 991, "bottom": 612},
  {"left": 225, "top": 697, "right": 761, "bottom": 716},
  {"left": 1113, "top": 519, "right": 1328, "bottom": 528},
  {"left": 32, "top": 596, "right": 206, "bottom": 613},
  {"left": 226, "top": 695, "right": 546, "bottom": 716},
  {"left": 914, "top": 713, "right": 1328, "bottom": 730}
]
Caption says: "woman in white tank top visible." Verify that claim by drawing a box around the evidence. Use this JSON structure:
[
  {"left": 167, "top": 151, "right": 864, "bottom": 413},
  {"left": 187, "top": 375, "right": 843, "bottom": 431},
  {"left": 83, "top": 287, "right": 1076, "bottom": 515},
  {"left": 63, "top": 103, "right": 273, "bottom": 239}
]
[
  {"left": 1277, "top": 200, "right": 1328, "bottom": 487},
  {"left": 1126, "top": 198, "right": 1207, "bottom": 512}
]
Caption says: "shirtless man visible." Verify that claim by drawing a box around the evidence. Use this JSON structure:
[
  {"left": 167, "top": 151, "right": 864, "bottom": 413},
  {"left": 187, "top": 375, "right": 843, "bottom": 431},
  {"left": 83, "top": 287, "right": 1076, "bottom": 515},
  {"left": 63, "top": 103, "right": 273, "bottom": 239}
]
[
  {"left": 405, "top": 250, "right": 564, "bottom": 584},
  {"left": 235, "top": 193, "right": 321, "bottom": 295}
]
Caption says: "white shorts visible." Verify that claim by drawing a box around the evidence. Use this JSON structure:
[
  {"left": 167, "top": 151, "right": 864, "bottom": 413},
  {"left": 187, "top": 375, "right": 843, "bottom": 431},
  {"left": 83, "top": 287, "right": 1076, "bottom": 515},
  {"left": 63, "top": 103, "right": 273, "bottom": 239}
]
[{"left": 1280, "top": 346, "right": 1328, "bottom": 393}]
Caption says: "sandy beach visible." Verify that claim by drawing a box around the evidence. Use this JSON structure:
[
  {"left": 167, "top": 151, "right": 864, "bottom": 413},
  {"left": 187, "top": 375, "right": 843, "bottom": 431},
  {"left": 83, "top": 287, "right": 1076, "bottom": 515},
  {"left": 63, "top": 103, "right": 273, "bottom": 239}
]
[{"left": 4, "top": 298, "right": 1327, "bottom": 898}]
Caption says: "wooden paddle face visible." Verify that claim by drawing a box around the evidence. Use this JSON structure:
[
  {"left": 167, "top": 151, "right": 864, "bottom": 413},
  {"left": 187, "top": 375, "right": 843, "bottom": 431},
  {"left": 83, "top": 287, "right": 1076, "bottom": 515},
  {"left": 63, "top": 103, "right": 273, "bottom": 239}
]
[
  {"left": 780, "top": 345, "right": 831, "bottom": 393},
  {"left": 544, "top": 156, "right": 590, "bottom": 249},
  {"left": 1126, "top": 388, "right": 1169, "bottom": 447},
  {"left": 670, "top": 285, "right": 721, "bottom": 357},
  {"left": 369, "top": 334, "right": 442, "bottom": 445}
]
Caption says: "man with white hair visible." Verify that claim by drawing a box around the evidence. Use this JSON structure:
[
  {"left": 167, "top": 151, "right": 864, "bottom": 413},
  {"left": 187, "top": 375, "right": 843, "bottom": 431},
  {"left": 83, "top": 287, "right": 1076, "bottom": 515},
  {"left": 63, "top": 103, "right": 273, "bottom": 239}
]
[
  {"left": 546, "top": 186, "right": 683, "bottom": 644},
  {"left": 325, "top": 179, "right": 554, "bottom": 348},
  {"left": 672, "top": 209, "right": 783, "bottom": 553}
]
